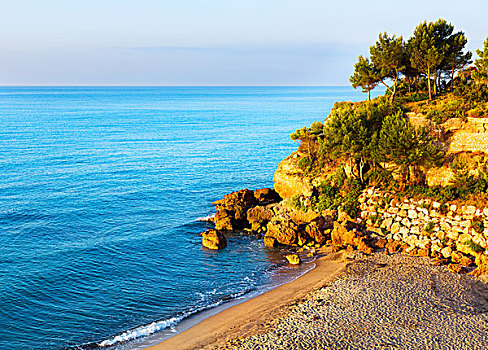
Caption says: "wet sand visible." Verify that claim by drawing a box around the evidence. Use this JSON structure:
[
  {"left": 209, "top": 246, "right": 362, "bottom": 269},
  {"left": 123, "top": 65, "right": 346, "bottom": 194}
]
[
  {"left": 148, "top": 250, "right": 488, "bottom": 350},
  {"left": 147, "top": 249, "right": 348, "bottom": 350}
]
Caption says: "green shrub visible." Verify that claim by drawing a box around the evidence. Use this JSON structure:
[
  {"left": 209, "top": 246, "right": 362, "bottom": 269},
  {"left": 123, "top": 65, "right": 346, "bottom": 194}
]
[
  {"left": 297, "top": 156, "right": 313, "bottom": 169},
  {"left": 365, "top": 166, "right": 394, "bottom": 187},
  {"left": 450, "top": 155, "right": 477, "bottom": 194},
  {"left": 465, "top": 239, "right": 485, "bottom": 253},
  {"left": 310, "top": 176, "right": 363, "bottom": 218},
  {"left": 424, "top": 221, "right": 435, "bottom": 234},
  {"left": 471, "top": 219, "right": 484, "bottom": 234},
  {"left": 290, "top": 194, "right": 307, "bottom": 212},
  {"left": 341, "top": 178, "right": 363, "bottom": 218}
]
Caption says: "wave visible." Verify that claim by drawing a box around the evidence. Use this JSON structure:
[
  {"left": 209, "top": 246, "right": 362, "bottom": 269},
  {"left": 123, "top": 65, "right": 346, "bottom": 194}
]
[
  {"left": 196, "top": 213, "right": 215, "bottom": 222},
  {"left": 92, "top": 289, "right": 251, "bottom": 348}
]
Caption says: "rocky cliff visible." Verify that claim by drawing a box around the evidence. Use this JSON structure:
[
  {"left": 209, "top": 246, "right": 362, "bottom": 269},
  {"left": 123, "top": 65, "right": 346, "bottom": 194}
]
[
  {"left": 272, "top": 152, "right": 313, "bottom": 199},
  {"left": 408, "top": 114, "right": 488, "bottom": 186}
]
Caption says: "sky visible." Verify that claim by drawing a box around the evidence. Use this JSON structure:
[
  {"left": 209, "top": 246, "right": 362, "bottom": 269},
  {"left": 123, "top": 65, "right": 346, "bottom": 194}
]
[{"left": 1, "top": 0, "right": 487, "bottom": 86}]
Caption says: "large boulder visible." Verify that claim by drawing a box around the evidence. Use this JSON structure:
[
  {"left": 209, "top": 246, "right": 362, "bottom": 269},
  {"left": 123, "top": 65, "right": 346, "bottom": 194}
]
[
  {"left": 212, "top": 189, "right": 257, "bottom": 230},
  {"left": 264, "top": 236, "right": 277, "bottom": 248},
  {"left": 331, "top": 221, "right": 374, "bottom": 254},
  {"left": 213, "top": 188, "right": 256, "bottom": 209},
  {"left": 247, "top": 205, "right": 275, "bottom": 232},
  {"left": 470, "top": 253, "right": 488, "bottom": 276},
  {"left": 304, "top": 217, "right": 329, "bottom": 245},
  {"left": 265, "top": 216, "right": 300, "bottom": 246},
  {"left": 273, "top": 152, "right": 314, "bottom": 199},
  {"left": 285, "top": 254, "right": 301, "bottom": 265},
  {"left": 214, "top": 209, "right": 234, "bottom": 231},
  {"left": 202, "top": 229, "right": 227, "bottom": 250}
]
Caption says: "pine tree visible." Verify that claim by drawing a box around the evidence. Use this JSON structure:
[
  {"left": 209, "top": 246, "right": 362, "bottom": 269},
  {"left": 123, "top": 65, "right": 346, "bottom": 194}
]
[
  {"left": 349, "top": 55, "right": 379, "bottom": 101},
  {"left": 369, "top": 33, "right": 405, "bottom": 102},
  {"left": 443, "top": 31, "right": 471, "bottom": 89},
  {"left": 321, "top": 102, "right": 388, "bottom": 182},
  {"left": 474, "top": 37, "right": 488, "bottom": 84},
  {"left": 408, "top": 21, "right": 444, "bottom": 100},
  {"left": 372, "top": 112, "right": 441, "bottom": 188}
]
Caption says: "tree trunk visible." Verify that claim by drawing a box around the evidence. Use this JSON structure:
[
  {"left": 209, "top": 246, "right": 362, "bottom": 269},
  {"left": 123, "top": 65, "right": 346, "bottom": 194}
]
[
  {"left": 427, "top": 67, "right": 432, "bottom": 100},
  {"left": 451, "top": 65, "right": 456, "bottom": 90},
  {"left": 390, "top": 71, "right": 398, "bottom": 103},
  {"left": 380, "top": 80, "right": 393, "bottom": 98},
  {"left": 433, "top": 71, "right": 438, "bottom": 96},
  {"left": 368, "top": 89, "right": 371, "bottom": 101},
  {"left": 359, "top": 157, "right": 365, "bottom": 184}
]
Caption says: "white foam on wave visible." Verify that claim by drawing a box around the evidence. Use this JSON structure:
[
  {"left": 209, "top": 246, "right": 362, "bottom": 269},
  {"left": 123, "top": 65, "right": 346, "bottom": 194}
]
[
  {"left": 96, "top": 288, "right": 254, "bottom": 348},
  {"left": 97, "top": 295, "right": 231, "bottom": 347},
  {"left": 196, "top": 213, "right": 215, "bottom": 222},
  {"left": 97, "top": 315, "right": 183, "bottom": 347}
]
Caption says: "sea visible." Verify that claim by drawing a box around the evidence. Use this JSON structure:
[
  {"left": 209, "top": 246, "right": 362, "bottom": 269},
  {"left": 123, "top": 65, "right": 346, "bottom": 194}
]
[{"left": 0, "top": 86, "right": 377, "bottom": 350}]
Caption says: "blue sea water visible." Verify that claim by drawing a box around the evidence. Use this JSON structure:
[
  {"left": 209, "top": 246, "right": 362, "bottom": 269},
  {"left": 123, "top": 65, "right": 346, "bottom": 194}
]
[{"left": 0, "top": 86, "right": 375, "bottom": 350}]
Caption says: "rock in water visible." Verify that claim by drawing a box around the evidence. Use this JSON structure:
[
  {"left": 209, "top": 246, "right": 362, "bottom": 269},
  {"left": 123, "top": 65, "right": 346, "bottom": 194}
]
[
  {"left": 202, "top": 229, "right": 227, "bottom": 250},
  {"left": 212, "top": 188, "right": 256, "bottom": 208},
  {"left": 285, "top": 254, "right": 301, "bottom": 265},
  {"left": 264, "top": 236, "right": 277, "bottom": 248},
  {"left": 214, "top": 209, "right": 234, "bottom": 231},
  {"left": 247, "top": 206, "right": 274, "bottom": 232},
  {"left": 212, "top": 189, "right": 257, "bottom": 230}
]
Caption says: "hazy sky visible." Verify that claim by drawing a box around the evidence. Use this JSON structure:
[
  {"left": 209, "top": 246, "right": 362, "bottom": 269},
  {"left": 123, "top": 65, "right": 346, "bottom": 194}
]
[{"left": 1, "top": 0, "right": 487, "bottom": 85}]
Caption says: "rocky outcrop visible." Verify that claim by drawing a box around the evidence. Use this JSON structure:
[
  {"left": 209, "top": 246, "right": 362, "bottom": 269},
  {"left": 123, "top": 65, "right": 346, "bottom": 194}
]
[
  {"left": 202, "top": 229, "right": 227, "bottom": 250},
  {"left": 470, "top": 253, "right": 488, "bottom": 276},
  {"left": 304, "top": 218, "right": 329, "bottom": 245},
  {"left": 443, "top": 117, "right": 488, "bottom": 154},
  {"left": 254, "top": 188, "right": 281, "bottom": 205},
  {"left": 214, "top": 209, "right": 234, "bottom": 231},
  {"left": 212, "top": 188, "right": 281, "bottom": 231},
  {"left": 285, "top": 254, "right": 301, "bottom": 265},
  {"left": 406, "top": 114, "right": 488, "bottom": 187},
  {"left": 264, "top": 236, "right": 278, "bottom": 248},
  {"left": 330, "top": 220, "right": 374, "bottom": 254},
  {"left": 247, "top": 205, "right": 275, "bottom": 232},
  {"left": 273, "top": 152, "right": 314, "bottom": 199},
  {"left": 265, "top": 216, "right": 300, "bottom": 246},
  {"left": 209, "top": 187, "right": 335, "bottom": 248},
  {"left": 213, "top": 189, "right": 256, "bottom": 231}
]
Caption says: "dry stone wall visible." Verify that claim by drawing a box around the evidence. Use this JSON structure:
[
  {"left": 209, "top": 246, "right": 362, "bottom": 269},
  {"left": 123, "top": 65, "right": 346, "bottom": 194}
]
[{"left": 359, "top": 187, "right": 488, "bottom": 268}]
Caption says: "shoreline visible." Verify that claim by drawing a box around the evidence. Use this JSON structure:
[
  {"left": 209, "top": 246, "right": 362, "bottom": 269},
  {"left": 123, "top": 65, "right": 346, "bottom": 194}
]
[{"left": 145, "top": 248, "right": 348, "bottom": 350}]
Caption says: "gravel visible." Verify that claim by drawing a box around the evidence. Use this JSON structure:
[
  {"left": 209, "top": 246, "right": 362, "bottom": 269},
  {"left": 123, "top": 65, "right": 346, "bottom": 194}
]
[{"left": 220, "top": 252, "right": 488, "bottom": 350}]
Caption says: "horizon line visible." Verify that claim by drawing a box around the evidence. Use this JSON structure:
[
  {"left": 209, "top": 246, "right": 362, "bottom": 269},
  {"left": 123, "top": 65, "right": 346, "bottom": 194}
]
[{"left": 0, "top": 84, "right": 352, "bottom": 88}]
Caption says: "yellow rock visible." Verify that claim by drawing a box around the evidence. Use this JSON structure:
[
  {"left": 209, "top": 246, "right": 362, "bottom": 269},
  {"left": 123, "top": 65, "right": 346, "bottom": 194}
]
[{"left": 285, "top": 254, "right": 301, "bottom": 265}]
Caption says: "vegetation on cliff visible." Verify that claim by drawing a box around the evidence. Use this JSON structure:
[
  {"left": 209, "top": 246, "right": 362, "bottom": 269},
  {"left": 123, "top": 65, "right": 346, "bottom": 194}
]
[
  {"left": 204, "top": 19, "right": 488, "bottom": 278},
  {"left": 291, "top": 19, "right": 488, "bottom": 218}
]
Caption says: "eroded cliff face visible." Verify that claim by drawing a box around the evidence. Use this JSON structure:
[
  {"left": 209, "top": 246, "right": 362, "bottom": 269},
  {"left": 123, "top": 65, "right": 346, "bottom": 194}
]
[
  {"left": 408, "top": 114, "right": 488, "bottom": 187},
  {"left": 442, "top": 117, "right": 488, "bottom": 154},
  {"left": 273, "top": 151, "right": 313, "bottom": 199},
  {"left": 408, "top": 114, "right": 488, "bottom": 154}
]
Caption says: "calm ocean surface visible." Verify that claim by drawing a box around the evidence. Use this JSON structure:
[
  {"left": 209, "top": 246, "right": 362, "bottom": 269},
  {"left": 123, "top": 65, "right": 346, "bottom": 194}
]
[{"left": 0, "top": 86, "right": 374, "bottom": 349}]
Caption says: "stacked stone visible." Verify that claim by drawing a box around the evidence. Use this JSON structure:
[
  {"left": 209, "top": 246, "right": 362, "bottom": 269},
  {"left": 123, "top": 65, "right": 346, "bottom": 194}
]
[{"left": 359, "top": 187, "right": 488, "bottom": 265}]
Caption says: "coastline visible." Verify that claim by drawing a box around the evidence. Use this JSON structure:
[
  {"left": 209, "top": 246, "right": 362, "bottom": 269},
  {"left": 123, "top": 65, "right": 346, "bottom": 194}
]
[
  {"left": 145, "top": 248, "right": 348, "bottom": 350},
  {"left": 144, "top": 249, "right": 488, "bottom": 350}
]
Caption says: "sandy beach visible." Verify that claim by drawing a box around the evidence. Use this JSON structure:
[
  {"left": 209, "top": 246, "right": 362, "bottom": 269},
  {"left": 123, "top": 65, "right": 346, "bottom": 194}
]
[
  {"left": 148, "top": 249, "right": 488, "bottom": 350},
  {"left": 147, "top": 249, "right": 348, "bottom": 350}
]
